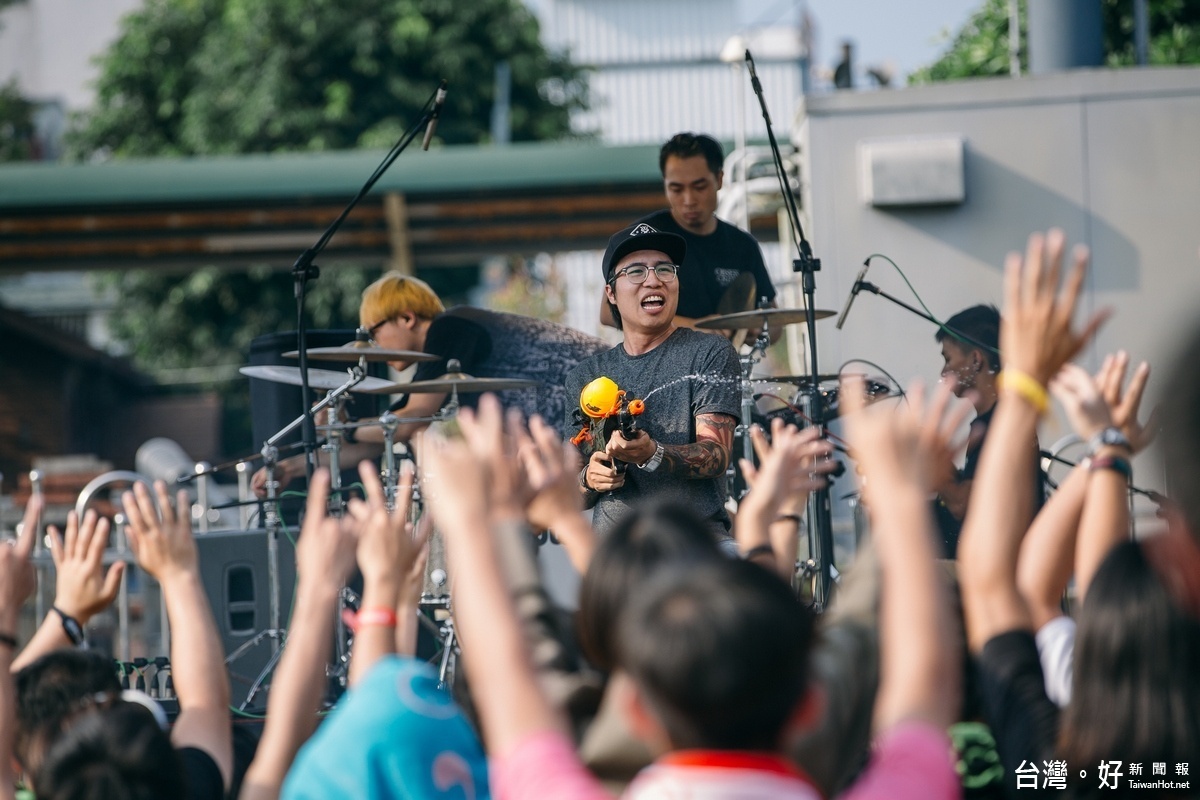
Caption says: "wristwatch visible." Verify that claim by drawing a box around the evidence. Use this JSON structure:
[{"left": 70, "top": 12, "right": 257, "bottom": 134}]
[
  {"left": 52, "top": 606, "right": 85, "bottom": 646},
  {"left": 1087, "top": 427, "right": 1131, "bottom": 457},
  {"left": 638, "top": 442, "right": 665, "bottom": 473}
]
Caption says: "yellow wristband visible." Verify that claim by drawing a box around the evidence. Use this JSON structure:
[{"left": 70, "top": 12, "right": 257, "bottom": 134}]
[{"left": 997, "top": 369, "right": 1049, "bottom": 415}]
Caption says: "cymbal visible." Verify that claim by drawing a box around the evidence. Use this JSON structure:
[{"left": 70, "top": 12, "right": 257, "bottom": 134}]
[
  {"left": 282, "top": 342, "right": 437, "bottom": 363},
  {"left": 696, "top": 307, "right": 835, "bottom": 331},
  {"left": 361, "top": 371, "right": 540, "bottom": 396},
  {"left": 239, "top": 365, "right": 395, "bottom": 393}
]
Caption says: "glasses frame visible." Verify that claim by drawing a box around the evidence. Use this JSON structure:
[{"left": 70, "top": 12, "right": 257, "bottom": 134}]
[{"left": 608, "top": 262, "right": 679, "bottom": 286}]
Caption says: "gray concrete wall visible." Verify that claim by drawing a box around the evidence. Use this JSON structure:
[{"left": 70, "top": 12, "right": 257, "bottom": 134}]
[{"left": 796, "top": 67, "right": 1200, "bottom": 503}]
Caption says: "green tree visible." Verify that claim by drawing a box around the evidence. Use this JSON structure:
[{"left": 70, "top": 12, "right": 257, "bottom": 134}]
[
  {"left": 910, "top": 0, "right": 1200, "bottom": 84},
  {"left": 70, "top": 0, "right": 587, "bottom": 451},
  {"left": 69, "top": 0, "right": 587, "bottom": 158},
  {"left": 0, "top": 0, "right": 37, "bottom": 162}
]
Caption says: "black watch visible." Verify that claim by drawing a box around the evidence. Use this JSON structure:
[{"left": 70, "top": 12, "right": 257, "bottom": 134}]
[{"left": 53, "top": 606, "right": 85, "bottom": 646}]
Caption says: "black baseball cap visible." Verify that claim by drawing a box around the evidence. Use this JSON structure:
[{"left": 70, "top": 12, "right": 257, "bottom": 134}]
[{"left": 601, "top": 223, "right": 687, "bottom": 282}]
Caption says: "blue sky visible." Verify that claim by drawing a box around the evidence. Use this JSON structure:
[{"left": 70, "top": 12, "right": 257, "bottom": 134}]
[{"left": 740, "top": 0, "right": 984, "bottom": 83}]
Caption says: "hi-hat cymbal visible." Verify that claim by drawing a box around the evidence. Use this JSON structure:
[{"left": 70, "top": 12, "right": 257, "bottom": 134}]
[
  {"left": 239, "top": 365, "right": 395, "bottom": 393},
  {"left": 361, "top": 371, "right": 540, "bottom": 395},
  {"left": 696, "top": 307, "right": 836, "bottom": 331},
  {"left": 282, "top": 342, "right": 437, "bottom": 363}
]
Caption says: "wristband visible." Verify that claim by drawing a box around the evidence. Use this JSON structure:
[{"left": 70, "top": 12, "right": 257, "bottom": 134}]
[
  {"left": 997, "top": 369, "right": 1049, "bottom": 415},
  {"left": 0, "top": 633, "right": 17, "bottom": 650},
  {"left": 352, "top": 607, "right": 398, "bottom": 631},
  {"left": 1089, "top": 455, "right": 1132, "bottom": 481},
  {"left": 53, "top": 606, "right": 85, "bottom": 646},
  {"left": 579, "top": 467, "right": 598, "bottom": 494}
]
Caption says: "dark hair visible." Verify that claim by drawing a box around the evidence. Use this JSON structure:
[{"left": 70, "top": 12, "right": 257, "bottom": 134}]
[
  {"left": 1058, "top": 541, "right": 1200, "bottom": 771},
  {"left": 1161, "top": 323, "right": 1200, "bottom": 541},
  {"left": 935, "top": 304, "right": 1001, "bottom": 372},
  {"left": 15, "top": 650, "right": 122, "bottom": 776},
  {"left": 577, "top": 504, "right": 723, "bottom": 672},
  {"left": 617, "top": 557, "right": 814, "bottom": 751},
  {"left": 35, "top": 701, "right": 184, "bottom": 800},
  {"left": 659, "top": 132, "right": 724, "bottom": 177}
]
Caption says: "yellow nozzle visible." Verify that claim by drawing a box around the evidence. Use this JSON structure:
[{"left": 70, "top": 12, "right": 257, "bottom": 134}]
[{"left": 580, "top": 376, "right": 621, "bottom": 419}]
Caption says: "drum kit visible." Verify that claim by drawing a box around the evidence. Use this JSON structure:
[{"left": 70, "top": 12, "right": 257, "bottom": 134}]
[{"left": 201, "top": 333, "right": 540, "bottom": 703}]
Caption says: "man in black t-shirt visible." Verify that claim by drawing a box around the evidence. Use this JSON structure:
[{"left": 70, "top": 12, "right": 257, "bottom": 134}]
[
  {"left": 601, "top": 132, "right": 777, "bottom": 331},
  {"left": 254, "top": 274, "right": 607, "bottom": 494},
  {"left": 932, "top": 304, "right": 1044, "bottom": 557}
]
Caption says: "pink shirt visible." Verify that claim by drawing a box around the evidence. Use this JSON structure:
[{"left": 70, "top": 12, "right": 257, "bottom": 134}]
[{"left": 492, "top": 720, "right": 958, "bottom": 800}]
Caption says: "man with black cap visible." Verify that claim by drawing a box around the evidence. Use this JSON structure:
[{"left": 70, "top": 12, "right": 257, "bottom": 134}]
[{"left": 566, "top": 222, "right": 741, "bottom": 538}]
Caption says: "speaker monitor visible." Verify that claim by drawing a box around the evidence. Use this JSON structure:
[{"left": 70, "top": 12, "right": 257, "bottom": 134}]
[{"left": 195, "top": 528, "right": 297, "bottom": 710}]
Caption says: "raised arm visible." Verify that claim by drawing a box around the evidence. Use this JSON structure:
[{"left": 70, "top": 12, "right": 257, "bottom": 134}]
[
  {"left": 239, "top": 468, "right": 359, "bottom": 800},
  {"left": 344, "top": 461, "right": 424, "bottom": 687},
  {"left": 421, "top": 405, "right": 565, "bottom": 756},
  {"left": 0, "top": 497, "right": 41, "bottom": 800},
  {"left": 844, "top": 379, "right": 968, "bottom": 732},
  {"left": 735, "top": 420, "right": 835, "bottom": 579},
  {"left": 13, "top": 510, "right": 124, "bottom": 671},
  {"left": 517, "top": 414, "right": 597, "bottom": 574},
  {"left": 123, "top": 481, "right": 233, "bottom": 790},
  {"left": 958, "top": 230, "right": 1107, "bottom": 653},
  {"left": 1075, "top": 352, "right": 1152, "bottom": 602}
]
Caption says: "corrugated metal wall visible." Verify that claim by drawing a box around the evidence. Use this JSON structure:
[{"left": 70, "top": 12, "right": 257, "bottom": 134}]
[{"left": 539, "top": 0, "right": 805, "bottom": 144}]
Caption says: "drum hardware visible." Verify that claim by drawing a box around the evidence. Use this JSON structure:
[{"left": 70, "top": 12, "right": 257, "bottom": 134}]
[
  {"left": 359, "top": 358, "right": 540, "bottom": 398},
  {"left": 239, "top": 365, "right": 395, "bottom": 394},
  {"left": 695, "top": 306, "right": 836, "bottom": 331},
  {"left": 282, "top": 342, "right": 437, "bottom": 364}
]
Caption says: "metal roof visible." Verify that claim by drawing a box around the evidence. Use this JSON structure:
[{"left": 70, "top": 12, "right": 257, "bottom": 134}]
[{"left": 0, "top": 140, "right": 663, "bottom": 210}]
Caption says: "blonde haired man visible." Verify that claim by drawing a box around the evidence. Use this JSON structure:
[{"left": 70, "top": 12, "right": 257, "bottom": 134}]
[{"left": 255, "top": 272, "right": 606, "bottom": 494}]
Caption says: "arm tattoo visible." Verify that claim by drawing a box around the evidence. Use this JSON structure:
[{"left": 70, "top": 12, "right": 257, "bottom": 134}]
[{"left": 660, "top": 413, "right": 735, "bottom": 479}]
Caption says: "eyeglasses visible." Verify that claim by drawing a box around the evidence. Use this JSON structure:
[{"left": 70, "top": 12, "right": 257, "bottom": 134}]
[
  {"left": 366, "top": 317, "right": 394, "bottom": 342},
  {"left": 609, "top": 263, "right": 679, "bottom": 285}
]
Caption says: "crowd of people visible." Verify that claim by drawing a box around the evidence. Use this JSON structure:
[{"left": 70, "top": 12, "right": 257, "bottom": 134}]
[{"left": 0, "top": 132, "right": 1197, "bottom": 800}]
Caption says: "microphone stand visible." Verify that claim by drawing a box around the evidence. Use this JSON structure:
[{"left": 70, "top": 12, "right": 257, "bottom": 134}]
[
  {"left": 745, "top": 50, "right": 836, "bottom": 610},
  {"left": 288, "top": 80, "right": 446, "bottom": 482},
  {"left": 852, "top": 279, "right": 996, "bottom": 355}
]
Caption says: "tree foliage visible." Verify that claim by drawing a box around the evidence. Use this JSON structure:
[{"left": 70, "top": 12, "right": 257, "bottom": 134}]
[
  {"left": 68, "top": 0, "right": 588, "bottom": 158},
  {"left": 69, "top": 0, "right": 587, "bottom": 451},
  {"left": 0, "top": 0, "right": 37, "bottom": 161},
  {"left": 910, "top": 0, "right": 1200, "bottom": 84}
]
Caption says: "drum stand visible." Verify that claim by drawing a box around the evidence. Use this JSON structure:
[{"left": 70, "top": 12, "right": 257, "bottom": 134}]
[
  {"left": 729, "top": 321, "right": 773, "bottom": 500},
  {"left": 225, "top": 366, "right": 373, "bottom": 709}
]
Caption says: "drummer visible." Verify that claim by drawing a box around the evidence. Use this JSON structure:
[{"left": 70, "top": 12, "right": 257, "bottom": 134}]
[
  {"left": 601, "top": 132, "right": 778, "bottom": 333},
  {"left": 253, "top": 273, "right": 606, "bottom": 495}
]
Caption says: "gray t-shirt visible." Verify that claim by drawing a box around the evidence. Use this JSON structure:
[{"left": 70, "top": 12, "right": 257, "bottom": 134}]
[{"left": 565, "top": 327, "right": 741, "bottom": 537}]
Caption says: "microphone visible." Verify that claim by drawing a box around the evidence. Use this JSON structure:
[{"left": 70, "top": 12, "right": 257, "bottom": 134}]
[
  {"left": 835, "top": 258, "right": 872, "bottom": 330},
  {"left": 422, "top": 81, "right": 447, "bottom": 151}
]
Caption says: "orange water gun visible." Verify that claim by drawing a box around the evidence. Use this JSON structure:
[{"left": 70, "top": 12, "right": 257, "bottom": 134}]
[{"left": 570, "top": 377, "right": 645, "bottom": 472}]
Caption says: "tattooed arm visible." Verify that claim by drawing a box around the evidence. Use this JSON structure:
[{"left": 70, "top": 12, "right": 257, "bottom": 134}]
[{"left": 658, "top": 412, "right": 736, "bottom": 478}]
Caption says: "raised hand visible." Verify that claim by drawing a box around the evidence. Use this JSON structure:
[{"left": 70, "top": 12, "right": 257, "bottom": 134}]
[
  {"left": 47, "top": 510, "right": 124, "bottom": 623},
  {"left": 345, "top": 461, "right": 425, "bottom": 599},
  {"left": 516, "top": 414, "right": 585, "bottom": 530},
  {"left": 122, "top": 481, "right": 198, "bottom": 583},
  {"left": 739, "top": 419, "right": 836, "bottom": 517},
  {"left": 842, "top": 378, "right": 971, "bottom": 499},
  {"left": 1049, "top": 363, "right": 1113, "bottom": 441},
  {"left": 1094, "top": 351, "right": 1155, "bottom": 453},
  {"left": 0, "top": 495, "right": 41, "bottom": 616},
  {"left": 295, "top": 469, "right": 359, "bottom": 592},
  {"left": 1000, "top": 229, "right": 1109, "bottom": 387}
]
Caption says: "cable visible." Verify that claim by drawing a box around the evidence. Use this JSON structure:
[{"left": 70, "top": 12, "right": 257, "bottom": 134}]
[
  {"left": 864, "top": 253, "right": 1003, "bottom": 360},
  {"left": 837, "top": 358, "right": 907, "bottom": 404}
]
